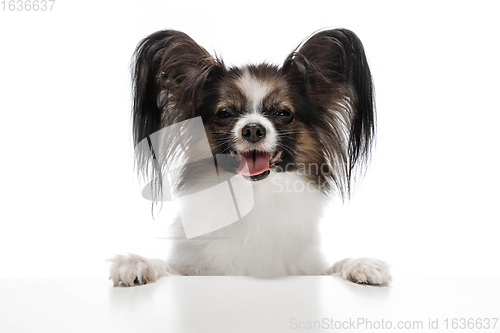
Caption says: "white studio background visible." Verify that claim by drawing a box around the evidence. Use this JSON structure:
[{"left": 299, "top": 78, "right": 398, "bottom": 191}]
[{"left": 0, "top": 0, "right": 498, "bottom": 279}]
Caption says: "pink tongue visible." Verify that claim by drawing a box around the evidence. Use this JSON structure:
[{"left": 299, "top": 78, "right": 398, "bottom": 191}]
[{"left": 237, "top": 151, "right": 270, "bottom": 176}]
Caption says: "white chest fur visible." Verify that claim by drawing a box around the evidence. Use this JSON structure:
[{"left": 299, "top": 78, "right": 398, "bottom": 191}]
[{"left": 168, "top": 172, "right": 329, "bottom": 276}]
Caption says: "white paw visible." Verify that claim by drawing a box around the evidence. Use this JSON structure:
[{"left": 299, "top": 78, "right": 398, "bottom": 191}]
[
  {"left": 107, "top": 254, "right": 171, "bottom": 287},
  {"left": 329, "top": 258, "right": 391, "bottom": 286}
]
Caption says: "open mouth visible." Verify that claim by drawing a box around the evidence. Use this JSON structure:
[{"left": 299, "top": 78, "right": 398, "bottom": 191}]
[{"left": 229, "top": 150, "right": 283, "bottom": 181}]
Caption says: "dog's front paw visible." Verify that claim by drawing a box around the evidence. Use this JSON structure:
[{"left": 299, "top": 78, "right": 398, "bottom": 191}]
[
  {"left": 107, "top": 254, "right": 170, "bottom": 287},
  {"left": 329, "top": 258, "right": 391, "bottom": 286}
]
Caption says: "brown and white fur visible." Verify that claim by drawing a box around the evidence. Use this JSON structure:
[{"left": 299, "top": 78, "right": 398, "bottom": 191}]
[{"left": 108, "top": 29, "right": 391, "bottom": 286}]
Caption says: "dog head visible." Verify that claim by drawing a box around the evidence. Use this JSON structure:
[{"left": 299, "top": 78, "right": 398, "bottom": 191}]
[{"left": 132, "top": 29, "right": 375, "bottom": 197}]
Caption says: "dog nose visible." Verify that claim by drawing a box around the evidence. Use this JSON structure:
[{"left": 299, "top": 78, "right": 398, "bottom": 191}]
[{"left": 241, "top": 123, "right": 266, "bottom": 143}]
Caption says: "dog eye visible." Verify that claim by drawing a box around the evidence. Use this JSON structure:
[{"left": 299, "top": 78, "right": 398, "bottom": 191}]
[
  {"left": 216, "top": 108, "right": 233, "bottom": 119},
  {"left": 274, "top": 109, "right": 292, "bottom": 117}
]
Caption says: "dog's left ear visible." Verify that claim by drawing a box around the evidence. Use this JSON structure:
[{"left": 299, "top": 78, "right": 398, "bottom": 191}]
[{"left": 283, "top": 29, "right": 375, "bottom": 195}]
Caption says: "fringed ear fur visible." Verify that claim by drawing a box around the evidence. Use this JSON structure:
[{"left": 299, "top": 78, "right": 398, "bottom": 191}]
[
  {"left": 132, "top": 30, "right": 222, "bottom": 147},
  {"left": 283, "top": 28, "right": 375, "bottom": 197},
  {"left": 132, "top": 30, "right": 224, "bottom": 200}
]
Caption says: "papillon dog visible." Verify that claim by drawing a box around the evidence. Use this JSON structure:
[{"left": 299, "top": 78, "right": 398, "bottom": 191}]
[{"left": 108, "top": 28, "right": 391, "bottom": 286}]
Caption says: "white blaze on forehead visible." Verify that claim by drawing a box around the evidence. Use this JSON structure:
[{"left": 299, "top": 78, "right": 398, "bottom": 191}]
[{"left": 235, "top": 69, "right": 272, "bottom": 114}]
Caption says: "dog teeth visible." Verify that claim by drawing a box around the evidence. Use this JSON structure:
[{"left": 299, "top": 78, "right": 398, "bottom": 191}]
[
  {"left": 229, "top": 151, "right": 241, "bottom": 162},
  {"left": 230, "top": 150, "right": 282, "bottom": 164},
  {"left": 270, "top": 151, "right": 283, "bottom": 164}
]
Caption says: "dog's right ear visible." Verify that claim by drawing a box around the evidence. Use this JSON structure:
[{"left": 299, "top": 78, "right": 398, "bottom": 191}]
[{"left": 132, "top": 30, "right": 221, "bottom": 146}]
